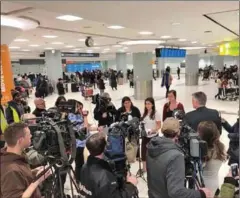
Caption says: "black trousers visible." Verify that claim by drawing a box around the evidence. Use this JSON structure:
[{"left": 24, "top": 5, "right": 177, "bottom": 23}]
[
  {"left": 165, "top": 85, "right": 170, "bottom": 98},
  {"left": 75, "top": 147, "right": 85, "bottom": 183}
]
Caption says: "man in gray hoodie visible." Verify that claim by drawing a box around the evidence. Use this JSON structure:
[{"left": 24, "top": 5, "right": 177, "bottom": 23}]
[{"left": 146, "top": 117, "right": 211, "bottom": 198}]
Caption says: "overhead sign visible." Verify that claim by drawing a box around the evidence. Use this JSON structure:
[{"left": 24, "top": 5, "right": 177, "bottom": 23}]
[
  {"left": 155, "top": 48, "right": 186, "bottom": 58},
  {"left": 219, "top": 40, "right": 239, "bottom": 56},
  {"left": 40, "top": 52, "right": 100, "bottom": 58}
]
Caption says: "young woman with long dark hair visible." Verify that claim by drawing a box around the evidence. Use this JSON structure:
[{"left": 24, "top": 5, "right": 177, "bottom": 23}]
[
  {"left": 141, "top": 97, "right": 161, "bottom": 172},
  {"left": 197, "top": 121, "right": 226, "bottom": 193}
]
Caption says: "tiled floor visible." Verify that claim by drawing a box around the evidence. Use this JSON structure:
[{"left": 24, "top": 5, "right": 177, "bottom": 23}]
[{"left": 28, "top": 74, "right": 239, "bottom": 197}]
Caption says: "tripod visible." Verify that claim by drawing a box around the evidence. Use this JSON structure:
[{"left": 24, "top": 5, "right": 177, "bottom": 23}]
[
  {"left": 39, "top": 162, "right": 80, "bottom": 198},
  {"left": 135, "top": 122, "right": 147, "bottom": 182}
]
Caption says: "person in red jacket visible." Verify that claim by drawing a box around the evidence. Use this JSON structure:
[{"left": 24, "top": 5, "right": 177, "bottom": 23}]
[{"left": 162, "top": 90, "right": 185, "bottom": 121}]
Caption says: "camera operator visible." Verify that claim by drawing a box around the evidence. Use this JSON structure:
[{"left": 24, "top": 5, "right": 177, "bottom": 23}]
[
  {"left": 94, "top": 92, "right": 117, "bottom": 127},
  {"left": 0, "top": 123, "right": 52, "bottom": 198},
  {"left": 184, "top": 91, "right": 222, "bottom": 134},
  {"left": 221, "top": 111, "right": 239, "bottom": 165},
  {"left": 79, "top": 132, "right": 138, "bottom": 198},
  {"left": 146, "top": 117, "right": 211, "bottom": 198},
  {"left": 116, "top": 96, "right": 141, "bottom": 122},
  {"left": 32, "top": 98, "right": 47, "bottom": 117}
]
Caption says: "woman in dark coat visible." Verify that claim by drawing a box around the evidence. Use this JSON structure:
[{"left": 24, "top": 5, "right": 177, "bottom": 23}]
[
  {"left": 98, "top": 76, "right": 105, "bottom": 95},
  {"left": 110, "top": 71, "right": 117, "bottom": 90}
]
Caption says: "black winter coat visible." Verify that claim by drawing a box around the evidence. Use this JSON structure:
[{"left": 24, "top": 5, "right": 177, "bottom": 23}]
[
  {"left": 98, "top": 79, "right": 105, "bottom": 90},
  {"left": 79, "top": 155, "right": 138, "bottom": 198}
]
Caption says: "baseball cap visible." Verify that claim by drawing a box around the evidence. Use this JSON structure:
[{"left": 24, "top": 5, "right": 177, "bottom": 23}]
[
  {"left": 161, "top": 117, "right": 180, "bottom": 134},
  {"left": 102, "top": 92, "right": 110, "bottom": 99}
]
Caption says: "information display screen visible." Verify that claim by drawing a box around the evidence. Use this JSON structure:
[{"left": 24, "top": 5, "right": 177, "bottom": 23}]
[
  {"left": 155, "top": 48, "right": 186, "bottom": 58},
  {"left": 66, "top": 62, "right": 100, "bottom": 72}
]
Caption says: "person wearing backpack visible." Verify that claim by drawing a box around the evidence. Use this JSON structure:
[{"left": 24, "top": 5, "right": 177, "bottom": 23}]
[{"left": 79, "top": 132, "right": 139, "bottom": 198}]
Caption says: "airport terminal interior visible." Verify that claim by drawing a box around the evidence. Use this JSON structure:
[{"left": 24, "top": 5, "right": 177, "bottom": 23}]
[{"left": 1, "top": 1, "right": 239, "bottom": 198}]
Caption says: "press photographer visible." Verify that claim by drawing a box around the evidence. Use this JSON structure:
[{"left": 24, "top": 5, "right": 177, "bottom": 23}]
[
  {"left": 0, "top": 123, "right": 52, "bottom": 198},
  {"left": 146, "top": 117, "right": 211, "bottom": 198},
  {"left": 93, "top": 92, "right": 117, "bottom": 127},
  {"left": 79, "top": 132, "right": 138, "bottom": 198}
]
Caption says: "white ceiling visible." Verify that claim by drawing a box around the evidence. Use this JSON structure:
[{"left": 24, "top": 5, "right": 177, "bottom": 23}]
[{"left": 1, "top": 1, "right": 239, "bottom": 61}]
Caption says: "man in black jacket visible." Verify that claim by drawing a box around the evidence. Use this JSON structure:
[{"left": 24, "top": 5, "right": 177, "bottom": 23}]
[
  {"left": 184, "top": 91, "right": 222, "bottom": 133},
  {"left": 147, "top": 117, "right": 211, "bottom": 198},
  {"left": 79, "top": 132, "right": 138, "bottom": 198}
]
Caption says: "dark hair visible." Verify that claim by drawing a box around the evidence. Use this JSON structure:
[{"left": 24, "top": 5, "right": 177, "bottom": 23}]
[
  {"left": 198, "top": 121, "right": 226, "bottom": 161},
  {"left": 86, "top": 133, "right": 106, "bottom": 156},
  {"left": 4, "top": 123, "right": 28, "bottom": 147},
  {"left": 55, "top": 96, "right": 66, "bottom": 107},
  {"left": 168, "top": 90, "right": 177, "bottom": 99},
  {"left": 192, "top": 91, "right": 207, "bottom": 106},
  {"left": 142, "top": 97, "right": 156, "bottom": 120},
  {"left": 121, "top": 96, "right": 133, "bottom": 110}
]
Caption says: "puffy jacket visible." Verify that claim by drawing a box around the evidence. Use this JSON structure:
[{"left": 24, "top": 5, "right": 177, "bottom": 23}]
[
  {"left": 218, "top": 177, "right": 238, "bottom": 198},
  {"left": 147, "top": 136, "right": 206, "bottom": 198},
  {"left": 79, "top": 155, "right": 138, "bottom": 198}
]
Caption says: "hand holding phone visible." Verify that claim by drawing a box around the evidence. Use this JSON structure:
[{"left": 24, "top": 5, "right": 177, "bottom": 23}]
[{"left": 231, "top": 163, "right": 239, "bottom": 178}]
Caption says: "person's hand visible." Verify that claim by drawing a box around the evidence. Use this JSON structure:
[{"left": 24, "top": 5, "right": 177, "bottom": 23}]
[
  {"left": 199, "top": 188, "right": 212, "bottom": 198},
  {"left": 33, "top": 166, "right": 53, "bottom": 185},
  {"left": 127, "top": 175, "right": 138, "bottom": 186},
  {"left": 227, "top": 168, "right": 239, "bottom": 179},
  {"left": 98, "top": 126, "right": 104, "bottom": 132},
  {"left": 102, "top": 112, "right": 107, "bottom": 118},
  {"left": 32, "top": 166, "right": 44, "bottom": 176}
]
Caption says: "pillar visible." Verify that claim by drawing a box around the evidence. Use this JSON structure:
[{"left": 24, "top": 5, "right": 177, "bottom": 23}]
[
  {"left": 133, "top": 52, "right": 153, "bottom": 100},
  {"left": 213, "top": 55, "right": 224, "bottom": 70},
  {"left": 157, "top": 57, "right": 165, "bottom": 77},
  {"left": 185, "top": 54, "right": 199, "bottom": 86},
  {"left": 1, "top": 26, "right": 23, "bottom": 104},
  {"left": 116, "top": 53, "right": 127, "bottom": 82},
  {"left": 45, "top": 50, "right": 63, "bottom": 89}
]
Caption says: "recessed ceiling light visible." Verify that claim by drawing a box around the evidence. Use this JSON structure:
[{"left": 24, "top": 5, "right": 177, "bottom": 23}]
[
  {"left": 73, "top": 48, "right": 81, "bottom": 51},
  {"left": 29, "top": 44, "right": 39, "bottom": 47},
  {"left": 51, "top": 42, "right": 64, "bottom": 45},
  {"left": 78, "top": 39, "right": 85, "bottom": 42},
  {"left": 56, "top": 15, "right": 83, "bottom": 21},
  {"left": 178, "top": 39, "right": 187, "bottom": 42},
  {"left": 22, "top": 49, "right": 30, "bottom": 52},
  {"left": 9, "top": 46, "right": 20, "bottom": 49},
  {"left": 172, "top": 22, "right": 180, "bottom": 25},
  {"left": 65, "top": 45, "right": 74, "bottom": 48},
  {"left": 113, "top": 45, "right": 122, "bottom": 47},
  {"left": 107, "top": 25, "right": 125, "bottom": 29},
  {"left": 86, "top": 50, "right": 93, "bottom": 53},
  {"left": 161, "top": 35, "right": 171, "bottom": 39},
  {"left": 138, "top": 31, "right": 153, "bottom": 35},
  {"left": 42, "top": 35, "right": 58, "bottom": 38},
  {"left": 93, "top": 46, "right": 100, "bottom": 49},
  {"left": 14, "top": 39, "right": 29, "bottom": 42},
  {"left": 119, "top": 40, "right": 165, "bottom": 45},
  {"left": 208, "top": 44, "right": 213, "bottom": 47},
  {"left": 103, "top": 48, "right": 110, "bottom": 51},
  {"left": 44, "top": 47, "right": 54, "bottom": 50},
  {"left": 182, "top": 46, "right": 206, "bottom": 50},
  {"left": 191, "top": 41, "right": 198, "bottom": 44}
]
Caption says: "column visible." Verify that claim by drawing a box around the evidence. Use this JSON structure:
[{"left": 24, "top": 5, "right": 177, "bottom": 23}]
[
  {"left": 133, "top": 52, "right": 153, "bottom": 100},
  {"left": 157, "top": 57, "right": 165, "bottom": 77},
  {"left": 116, "top": 53, "right": 127, "bottom": 82},
  {"left": 185, "top": 54, "right": 199, "bottom": 86},
  {"left": 45, "top": 50, "right": 63, "bottom": 90},
  {"left": 213, "top": 55, "right": 224, "bottom": 70}
]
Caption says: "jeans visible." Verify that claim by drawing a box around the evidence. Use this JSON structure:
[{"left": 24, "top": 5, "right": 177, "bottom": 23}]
[{"left": 165, "top": 85, "right": 170, "bottom": 98}]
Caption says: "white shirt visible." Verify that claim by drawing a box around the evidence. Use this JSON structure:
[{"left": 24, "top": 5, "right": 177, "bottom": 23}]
[{"left": 143, "top": 111, "right": 161, "bottom": 138}]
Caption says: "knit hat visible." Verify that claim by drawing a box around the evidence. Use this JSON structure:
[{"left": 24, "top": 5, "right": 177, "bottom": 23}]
[
  {"left": 11, "top": 90, "right": 20, "bottom": 99},
  {"left": 101, "top": 92, "right": 110, "bottom": 99},
  {"left": 161, "top": 117, "right": 180, "bottom": 134}
]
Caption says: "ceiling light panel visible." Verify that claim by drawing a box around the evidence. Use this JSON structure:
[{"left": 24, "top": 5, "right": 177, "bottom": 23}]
[
  {"left": 9, "top": 46, "right": 20, "bottom": 49},
  {"left": 42, "top": 35, "right": 58, "bottom": 38},
  {"left": 51, "top": 42, "right": 64, "bottom": 45},
  {"left": 139, "top": 31, "right": 153, "bottom": 35},
  {"left": 191, "top": 41, "right": 198, "bottom": 44},
  {"left": 65, "top": 45, "right": 74, "bottom": 48},
  {"left": 178, "top": 39, "right": 187, "bottom": 42},
  {"left": 78, "top": 39, "right": 85, "bottom": 42},
  {"left": 22, "top": 49, "right": 30, "bottom": 52},
  {"left": 161, "top": 35, "right": 171, "bottom": 39},
  {"left": 14, "top": 39, "right": 29, "bottom": 42},
  {"left": 107, "top": 25, "right": 125, "bottom": 29},
  {"left": 113, "top": 45, "right": 122, "bottom": 47},
  {"left": 120, "top": 40, "right": 165, "bottom": 45},
  {"left": 56, "top": 15, "right": 83, "bottom": 21},
  {"left": 172, "top": 22, "right": 180, "bottom": 25},
  {"left": 29, "top": 44, "right": 39, "bottom": 47},
  {"left": 44, "top": 47, "right": 54, "bottom": 50}
]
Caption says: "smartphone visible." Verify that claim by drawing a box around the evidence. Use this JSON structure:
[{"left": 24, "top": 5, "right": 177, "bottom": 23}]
[{"left": 231, "top": 163, "right": 239, "bottom": 177}]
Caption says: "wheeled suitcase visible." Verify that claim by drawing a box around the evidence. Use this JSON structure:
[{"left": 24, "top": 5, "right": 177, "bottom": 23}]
[{"left": 71, "top": 83, "right": 78, "bottom": 92}]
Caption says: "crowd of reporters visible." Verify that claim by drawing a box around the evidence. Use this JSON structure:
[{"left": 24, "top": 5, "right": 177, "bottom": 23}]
[{"left": 0, "top": 84, "right": 239, "bottom": 198}]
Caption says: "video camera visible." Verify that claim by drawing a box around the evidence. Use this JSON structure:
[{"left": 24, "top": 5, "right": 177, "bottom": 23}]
[
  {"left": 104, "top": 117, "right": 140, "bottom": 186},
  {"left": 92, "top": 93, "right": 115, "bottom": 113},
  {"left": 173, "top": 110, "right": 208, "bottom": 188}
]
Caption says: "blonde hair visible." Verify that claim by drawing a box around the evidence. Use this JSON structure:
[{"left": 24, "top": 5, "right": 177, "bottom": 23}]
[{"left": 198, "top": 121, "right": 226, "bottom": 161}]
